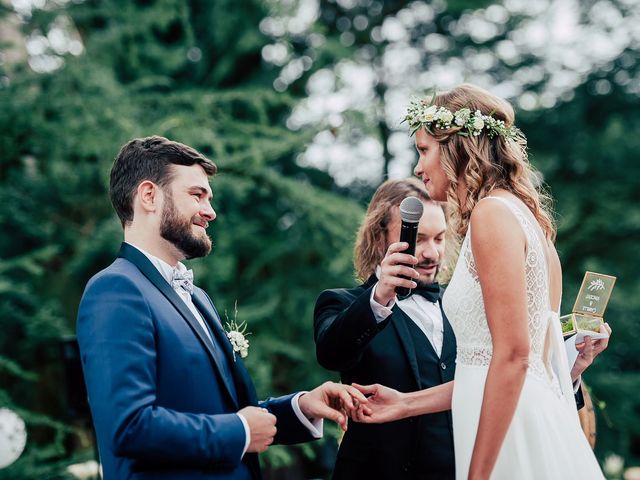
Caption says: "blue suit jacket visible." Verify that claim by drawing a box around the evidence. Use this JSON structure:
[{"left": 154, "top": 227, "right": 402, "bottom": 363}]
[{"left": 77, "top": 243, "right": 314, "bottom": 480}]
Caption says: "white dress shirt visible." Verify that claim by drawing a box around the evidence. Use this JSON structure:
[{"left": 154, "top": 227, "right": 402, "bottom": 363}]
[
  {"left": 134, "top": 246, "right": 213, "bottom": 343},
  {"left": 369, "top": 271, "right": 444, "bottom": 357},
  {"left": 127, "top": 242, "right": 322, "bottom": 456}
]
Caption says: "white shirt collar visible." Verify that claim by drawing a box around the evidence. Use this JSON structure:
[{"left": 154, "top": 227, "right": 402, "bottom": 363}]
[{"left": 125, "top": 242, "right": 189, "bottom": 284}]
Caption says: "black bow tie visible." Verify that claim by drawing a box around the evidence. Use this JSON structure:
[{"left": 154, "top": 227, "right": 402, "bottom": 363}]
[{"left": 399, "top": 283, "right": 440, "bottom": 303}]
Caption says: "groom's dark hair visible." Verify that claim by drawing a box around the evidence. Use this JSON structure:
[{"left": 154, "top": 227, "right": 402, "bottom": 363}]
[{"left": 109, "top": 136, "right": 217, "bottom": 227}]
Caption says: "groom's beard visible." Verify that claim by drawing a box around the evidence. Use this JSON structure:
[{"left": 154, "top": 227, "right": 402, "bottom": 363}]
[
  {"left": 416, "top": 261, "right": 439, "bottom": 287},
  {"left": 160, "top": 194, "right": 212, "bottom": 260}
]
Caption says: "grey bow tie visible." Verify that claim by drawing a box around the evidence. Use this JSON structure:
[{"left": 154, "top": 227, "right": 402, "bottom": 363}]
[{"left": 171, "top": 268, "right": 194, "bottom": 295}]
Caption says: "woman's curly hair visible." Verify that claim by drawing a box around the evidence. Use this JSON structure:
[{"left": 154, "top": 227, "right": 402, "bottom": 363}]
[{"left": 425, "top": 84, "right": 555, "bottom": 242}]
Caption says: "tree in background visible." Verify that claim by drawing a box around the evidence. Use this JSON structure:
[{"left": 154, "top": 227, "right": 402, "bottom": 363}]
[
  {"left": 0, "top": 0, "right": 362, "bottom": 477},
  {"left": 1, "top": 0, "right": 639, "bottom": 477}
]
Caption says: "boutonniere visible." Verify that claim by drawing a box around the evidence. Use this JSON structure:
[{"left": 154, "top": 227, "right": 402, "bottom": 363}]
[{"left": 224, "top": 301, "right": 251, "bottom": 361}]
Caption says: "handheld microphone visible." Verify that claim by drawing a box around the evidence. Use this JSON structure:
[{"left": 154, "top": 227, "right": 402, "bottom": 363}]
[{"left": 395, "top": 196, "right": 423, "bottom": 298}]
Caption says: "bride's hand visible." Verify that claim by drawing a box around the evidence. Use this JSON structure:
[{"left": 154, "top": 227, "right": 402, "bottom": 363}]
[{"left": 350, "top": 383, "right": 409, "bottom": 423}]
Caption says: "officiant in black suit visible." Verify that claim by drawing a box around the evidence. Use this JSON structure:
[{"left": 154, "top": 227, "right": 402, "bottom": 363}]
[{"left": 314, "top": 179, "right": 455, "bottom": 480}]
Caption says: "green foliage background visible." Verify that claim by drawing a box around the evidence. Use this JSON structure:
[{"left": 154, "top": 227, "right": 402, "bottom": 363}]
[{"left": 0, "top": 0, "right": 638, "bottom": 478}]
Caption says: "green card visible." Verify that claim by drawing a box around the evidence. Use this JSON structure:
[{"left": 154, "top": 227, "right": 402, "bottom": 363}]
[
  {"left": 562, "top": 271, "right": 616, "bottom": 339},
  {"left": 571, "top": 272, "right": 616, "bottom": 317}
]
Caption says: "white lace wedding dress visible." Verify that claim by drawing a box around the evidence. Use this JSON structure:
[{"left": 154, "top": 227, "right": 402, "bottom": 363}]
[{"left": 442, "top": 196, "right": 604, "bottom": 479}]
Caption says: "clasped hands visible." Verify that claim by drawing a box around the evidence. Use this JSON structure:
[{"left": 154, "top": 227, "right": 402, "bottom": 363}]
[
  {"left": 297, "top": 382, "right": 406, "bottom": 430},
  {"left": 239, "top": 381, "right": 371, "bottom": 453},
  {"left": 312, "top": 381, "right": 409, "bottom": 427}
]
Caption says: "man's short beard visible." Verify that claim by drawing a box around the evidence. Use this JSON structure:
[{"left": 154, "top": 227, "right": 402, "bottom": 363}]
[
  {"left": 416, "top": 263, "right": 439, "bottom": 287},
  {"left": 160, "top": 192, "right": 212, "bottom": 259}
]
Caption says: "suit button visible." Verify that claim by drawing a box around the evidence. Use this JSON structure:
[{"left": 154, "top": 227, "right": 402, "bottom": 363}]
[{"left": 440, "top": 362, "right": 447, "bottom": 370}]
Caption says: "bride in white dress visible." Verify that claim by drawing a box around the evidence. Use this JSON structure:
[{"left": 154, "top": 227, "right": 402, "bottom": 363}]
[{"left": 353, "top": 84, "right": 605, "bottom": 479}]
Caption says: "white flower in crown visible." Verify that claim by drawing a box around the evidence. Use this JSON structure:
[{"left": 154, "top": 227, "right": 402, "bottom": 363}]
[
  {"left": 224, "top": 301, "right": 251, "bottom": 360},
  {"left": 436, "top": 108, "right": 454, "bottom": 126},
  {"left": 472, "top": 111, "right": 485, "bottom": 131},
  {"left": 454, "top": 108, "right": 471, "bottom": 126},
  {"left": 420, "top": 104, "right": 438, "bottom": 123}
]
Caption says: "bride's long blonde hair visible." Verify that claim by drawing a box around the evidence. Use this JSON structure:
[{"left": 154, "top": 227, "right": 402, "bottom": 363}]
[{"left": 426, "top": 84, "right": 555, "bottom": 242}]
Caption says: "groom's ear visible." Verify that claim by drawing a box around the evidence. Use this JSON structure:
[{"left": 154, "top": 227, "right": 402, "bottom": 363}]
[{"left": 136, "top": 180, "right": 162, "bottom": 215}]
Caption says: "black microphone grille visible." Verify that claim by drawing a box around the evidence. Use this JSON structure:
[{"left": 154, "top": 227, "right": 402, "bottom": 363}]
[{"left": 399, "top": 196, "right": 424, "bottom": 223}]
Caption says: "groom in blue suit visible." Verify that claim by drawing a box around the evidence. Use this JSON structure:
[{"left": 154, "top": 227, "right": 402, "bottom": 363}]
[{"left": 77, "top": 136, "right": 363, "bottom": 480}]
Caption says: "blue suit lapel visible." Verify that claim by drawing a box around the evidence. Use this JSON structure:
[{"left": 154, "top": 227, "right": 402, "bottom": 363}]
[
  {"left": 192, "top": 291, "right": 259, "bottom": 408},
  {"left": 117, "top": 243, "right": 240, "bottom": 408},
  {"left": 191, "top": 290, "right": 234, "bottom": 361}
]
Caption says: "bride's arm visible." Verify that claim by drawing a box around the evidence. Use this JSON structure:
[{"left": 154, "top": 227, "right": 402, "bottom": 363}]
[
  {"left": 352, "top": 380, "right": 453, "bottom": 423},
  {"left": 467, "top": 200, "right": 531, "bottom": 480},
  {"left": 404, "top": 380, "right": 454, "bottom": 416}
]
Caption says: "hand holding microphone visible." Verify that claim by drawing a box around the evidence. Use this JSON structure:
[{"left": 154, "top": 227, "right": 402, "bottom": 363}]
[
  {"left": 396, "top": 197, "right": 423, "bottom": 297},
  {"left": 373, "top": 197, "right": 423, "bottom": 306}
]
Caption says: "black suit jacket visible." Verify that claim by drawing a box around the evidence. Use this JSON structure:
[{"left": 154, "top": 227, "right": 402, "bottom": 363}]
[{"left": 314, "top": 277, "right": 456, "bottom": 480}]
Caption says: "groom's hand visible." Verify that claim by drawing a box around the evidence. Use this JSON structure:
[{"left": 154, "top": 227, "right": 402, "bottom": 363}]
[
  {"left": 298, "top": 381, "right": 368, "bottom": 431},
  {"left": 238, "top": 406, "right": 277, "bottom": 453}
]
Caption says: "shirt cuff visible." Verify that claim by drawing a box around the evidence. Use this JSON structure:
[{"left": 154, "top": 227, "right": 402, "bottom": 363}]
[
  {"left": 236, "top": 412, "right": 251, "bottom": 457},
  {"left": 573, "top": 376, "right": 582, "bottom": 394},
  {"left": 291, "top": 392, "right": 323, "bottom": 438},
  {"left": 369, "top": 283, "right": 395, "bottom": 323}
]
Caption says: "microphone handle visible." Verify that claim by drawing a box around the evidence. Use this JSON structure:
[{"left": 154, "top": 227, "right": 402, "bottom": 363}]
[{"left": 396, "top": 221, "right": 418, "bottom": 297}]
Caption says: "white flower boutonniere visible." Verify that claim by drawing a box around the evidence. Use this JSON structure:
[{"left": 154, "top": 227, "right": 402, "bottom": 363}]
[{"left": 224, "top": 302, "right": 251, "bottom": 361}]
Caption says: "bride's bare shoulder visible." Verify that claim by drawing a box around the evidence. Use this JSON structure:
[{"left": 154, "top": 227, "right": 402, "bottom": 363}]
[{"left": 470, "top": 196, "right": 525, "bottom": 245}]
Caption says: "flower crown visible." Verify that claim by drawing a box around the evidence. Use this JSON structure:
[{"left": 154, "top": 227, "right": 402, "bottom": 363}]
[{"left": 404, "top": 97, "right": 520, "bottom": 140}]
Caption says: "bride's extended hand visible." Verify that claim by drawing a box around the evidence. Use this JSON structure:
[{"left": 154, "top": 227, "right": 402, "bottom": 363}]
[{"left": 350, "top": 383, "right": 409, "bottom": 424}]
